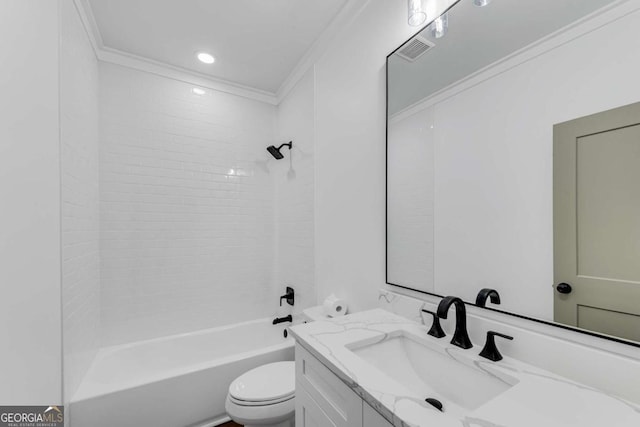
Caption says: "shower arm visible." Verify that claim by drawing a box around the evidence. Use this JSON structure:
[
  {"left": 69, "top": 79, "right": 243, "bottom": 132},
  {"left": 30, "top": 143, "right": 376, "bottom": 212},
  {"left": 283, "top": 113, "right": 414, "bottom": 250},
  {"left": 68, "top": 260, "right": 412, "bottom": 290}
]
[{"left": 277, "top": 142, "right": 292, "bottom": 151}]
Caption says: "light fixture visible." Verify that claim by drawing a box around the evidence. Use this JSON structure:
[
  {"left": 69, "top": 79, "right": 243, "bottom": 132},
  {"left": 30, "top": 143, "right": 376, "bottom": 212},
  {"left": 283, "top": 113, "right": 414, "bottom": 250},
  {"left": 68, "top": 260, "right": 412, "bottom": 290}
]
[
  {"left": 408, "top": 0, "right": 427, "bottom": 27},
  {"left": 196, "top": 52, "right": 215, "bottom": 64},
  {"left": 431, "top": 13, "right": 448, "bottom": 39},
  {"left": 473, "top": 0, "right": 492, "bottom": 7},
  {"left": 192, "top": 87, "right": 206, "bottom": 96}
]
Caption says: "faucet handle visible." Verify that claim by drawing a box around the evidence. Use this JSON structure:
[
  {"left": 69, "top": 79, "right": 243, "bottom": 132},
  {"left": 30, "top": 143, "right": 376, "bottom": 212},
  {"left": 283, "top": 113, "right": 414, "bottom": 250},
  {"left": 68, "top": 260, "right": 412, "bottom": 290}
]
[
  {"left": 479, "top": 331, "right": 513, "bottom": 362},
  {"left": 421, "top": 309, "right": 446, "bottom": 339},
  {"left": 279, "top": 286, "right": 295, "bottom": 306}
]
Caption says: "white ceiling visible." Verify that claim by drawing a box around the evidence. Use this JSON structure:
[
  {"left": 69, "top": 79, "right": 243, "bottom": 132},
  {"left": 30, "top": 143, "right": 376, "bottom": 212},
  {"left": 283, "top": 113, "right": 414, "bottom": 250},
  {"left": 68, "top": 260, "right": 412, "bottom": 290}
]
[{"left": 87, "top": 0, "right": 349, "bottom": 93}]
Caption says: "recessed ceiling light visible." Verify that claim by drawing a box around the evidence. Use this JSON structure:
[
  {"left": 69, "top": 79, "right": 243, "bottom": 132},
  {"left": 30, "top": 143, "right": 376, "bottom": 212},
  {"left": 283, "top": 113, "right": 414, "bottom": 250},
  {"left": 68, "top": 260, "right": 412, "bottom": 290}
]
[
  {"left": 192, "top": 88, "right": 206, "bottom": 96},
  {"left": 196, "top": 52, "right": 215, "bottom": 64},
  {"left": 473, "top": 0, "right": 492, "bottom": 7}
]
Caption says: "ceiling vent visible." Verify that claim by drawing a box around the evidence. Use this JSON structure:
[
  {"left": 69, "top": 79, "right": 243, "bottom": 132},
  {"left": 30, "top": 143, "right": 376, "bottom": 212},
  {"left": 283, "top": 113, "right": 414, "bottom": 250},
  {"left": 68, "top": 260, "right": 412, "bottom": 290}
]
[{"left": 396, "top": 36, "right": 434, "bottom": 62}]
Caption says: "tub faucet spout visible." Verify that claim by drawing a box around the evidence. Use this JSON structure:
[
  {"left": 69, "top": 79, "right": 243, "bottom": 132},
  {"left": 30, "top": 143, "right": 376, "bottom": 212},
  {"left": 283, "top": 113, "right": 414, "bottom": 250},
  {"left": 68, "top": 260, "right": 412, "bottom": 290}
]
[{"left": 272, "top": 315, "right": 292, "bottom": 325}]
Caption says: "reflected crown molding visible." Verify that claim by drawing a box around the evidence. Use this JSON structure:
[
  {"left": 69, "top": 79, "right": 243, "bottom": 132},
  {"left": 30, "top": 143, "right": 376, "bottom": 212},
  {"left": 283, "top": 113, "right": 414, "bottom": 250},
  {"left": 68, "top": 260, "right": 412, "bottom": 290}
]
[{"left": 389, "top": 0, "right": 638, "bottom": 123}]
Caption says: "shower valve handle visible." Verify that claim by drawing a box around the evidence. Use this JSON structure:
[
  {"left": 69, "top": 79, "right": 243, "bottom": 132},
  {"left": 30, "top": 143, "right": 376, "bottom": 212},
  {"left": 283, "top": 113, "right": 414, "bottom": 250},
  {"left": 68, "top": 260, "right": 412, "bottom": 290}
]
[{"left": 280, "top": 286, "right": 295, "bottom": 306}]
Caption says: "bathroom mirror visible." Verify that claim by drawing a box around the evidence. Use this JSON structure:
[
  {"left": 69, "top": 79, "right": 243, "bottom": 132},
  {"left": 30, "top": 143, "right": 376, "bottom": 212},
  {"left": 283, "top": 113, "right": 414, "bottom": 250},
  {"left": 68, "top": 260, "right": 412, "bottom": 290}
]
[{"left": 386, "top": 0, "right": 640, "bottom": 345}]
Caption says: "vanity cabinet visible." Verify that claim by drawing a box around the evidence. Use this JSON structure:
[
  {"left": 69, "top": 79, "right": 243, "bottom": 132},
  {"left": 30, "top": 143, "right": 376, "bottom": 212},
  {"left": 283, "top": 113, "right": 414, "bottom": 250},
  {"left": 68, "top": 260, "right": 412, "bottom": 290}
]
[{"left": 295, "top": 344, "right": 392, "bottom": 427}]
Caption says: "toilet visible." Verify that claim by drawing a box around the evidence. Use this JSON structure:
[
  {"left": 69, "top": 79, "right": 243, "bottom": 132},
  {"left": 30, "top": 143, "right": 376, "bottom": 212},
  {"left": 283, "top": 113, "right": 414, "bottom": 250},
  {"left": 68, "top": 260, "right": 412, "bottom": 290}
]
[
  {"left": 225, "top": 306, "right": 329, "bottom": 427},
  {"left": 225, "top": 361, "right": 296, "bottom": 427}
]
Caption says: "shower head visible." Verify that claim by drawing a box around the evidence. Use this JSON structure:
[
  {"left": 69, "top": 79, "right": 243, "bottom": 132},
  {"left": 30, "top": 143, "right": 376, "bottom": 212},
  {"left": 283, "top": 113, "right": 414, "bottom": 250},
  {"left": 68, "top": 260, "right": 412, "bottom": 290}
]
[{"left": 267, "top": 141, "right": 292, "bottom": 160}]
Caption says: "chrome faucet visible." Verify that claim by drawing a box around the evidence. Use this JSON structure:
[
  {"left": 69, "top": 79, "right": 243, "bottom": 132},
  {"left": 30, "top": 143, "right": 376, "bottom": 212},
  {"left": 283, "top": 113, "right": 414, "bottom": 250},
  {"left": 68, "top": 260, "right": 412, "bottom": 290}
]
[{"left": 437, "top": 296, "right": 473, "bottom": 349}]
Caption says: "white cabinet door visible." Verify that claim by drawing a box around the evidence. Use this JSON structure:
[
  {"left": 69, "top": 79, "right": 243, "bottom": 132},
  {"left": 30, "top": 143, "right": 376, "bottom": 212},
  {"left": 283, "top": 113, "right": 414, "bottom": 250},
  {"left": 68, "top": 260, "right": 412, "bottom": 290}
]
[
  {"left": 295, "top": 344, "right": 363, "bottom": 427},
  {"left": 363, "top": 403, "right": 393, "bottom": 427},
  {"left": 296, "top": 385, "right": 337, "bottom": 427}
]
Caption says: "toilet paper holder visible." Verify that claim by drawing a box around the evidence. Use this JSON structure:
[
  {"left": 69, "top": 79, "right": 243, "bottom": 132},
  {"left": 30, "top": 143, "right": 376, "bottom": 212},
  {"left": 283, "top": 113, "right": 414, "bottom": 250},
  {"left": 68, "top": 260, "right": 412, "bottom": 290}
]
[{"left": 280, "top": 287, "right": 295, "bottom": 306}]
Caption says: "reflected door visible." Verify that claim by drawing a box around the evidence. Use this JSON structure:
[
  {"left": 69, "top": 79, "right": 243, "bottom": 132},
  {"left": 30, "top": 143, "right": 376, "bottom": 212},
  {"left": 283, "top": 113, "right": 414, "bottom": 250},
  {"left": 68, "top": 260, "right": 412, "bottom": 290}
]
[{"left": 554, "top": 102, "right": 640, "bottom": 342}]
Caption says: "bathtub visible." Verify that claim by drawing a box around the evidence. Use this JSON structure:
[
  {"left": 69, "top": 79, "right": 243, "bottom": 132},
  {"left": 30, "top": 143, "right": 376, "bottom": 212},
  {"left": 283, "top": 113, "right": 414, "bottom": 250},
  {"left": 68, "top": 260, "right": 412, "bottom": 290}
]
[{"left": 70, "top": 317, "right": 294, "bottom": 427}]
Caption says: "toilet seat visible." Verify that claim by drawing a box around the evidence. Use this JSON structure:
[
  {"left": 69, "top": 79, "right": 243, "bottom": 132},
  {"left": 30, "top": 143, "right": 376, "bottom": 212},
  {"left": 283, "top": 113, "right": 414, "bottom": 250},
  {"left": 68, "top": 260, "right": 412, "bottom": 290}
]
[
  {"left": 228, "top": 361, "right": 295, "bottom": 405},
  {"left": 229, "top": 392, "right": 294, "bottom": 407}
]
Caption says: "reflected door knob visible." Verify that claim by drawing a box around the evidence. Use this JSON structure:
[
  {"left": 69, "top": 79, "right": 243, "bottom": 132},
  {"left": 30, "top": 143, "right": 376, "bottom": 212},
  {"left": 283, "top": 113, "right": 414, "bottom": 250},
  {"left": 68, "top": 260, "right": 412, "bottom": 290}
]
[{"left": 556, "top": 283, "right": 572, "bottom": 294}]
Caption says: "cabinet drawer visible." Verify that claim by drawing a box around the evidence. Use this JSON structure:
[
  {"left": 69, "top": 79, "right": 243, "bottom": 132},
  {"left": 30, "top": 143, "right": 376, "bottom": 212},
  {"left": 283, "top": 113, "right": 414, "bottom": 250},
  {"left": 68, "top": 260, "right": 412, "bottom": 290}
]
[{"left": 295, "top": 344, "right": 362, "bottom": 427}]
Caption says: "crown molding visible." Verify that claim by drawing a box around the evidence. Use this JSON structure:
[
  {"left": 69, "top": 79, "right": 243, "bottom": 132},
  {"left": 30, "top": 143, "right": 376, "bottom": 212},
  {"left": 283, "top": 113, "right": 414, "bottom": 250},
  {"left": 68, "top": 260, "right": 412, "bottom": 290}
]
[
  {"left": 97, "top": 47, "right": 278, "bottom": 105},
  {"left": 71, "top": 0, "right": 278, "bottom": 105},
  {"left": 72, "top": 0, "right": 105, "bottom": 55},
  {"left": 71, "top": 0, "right": 375, "bottom": 106},
  {"left": 275, "top": 0, "right": 373, "bottom": 103},
  {"left": 389, "top": 0, "right": 637, "bottom": 123}
]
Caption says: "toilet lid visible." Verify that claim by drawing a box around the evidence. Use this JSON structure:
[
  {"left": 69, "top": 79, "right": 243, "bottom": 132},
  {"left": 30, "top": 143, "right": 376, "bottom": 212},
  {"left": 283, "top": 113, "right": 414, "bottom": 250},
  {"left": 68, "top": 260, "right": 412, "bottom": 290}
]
[{"left": 229, "top": 361, "right": 295, "bottom": 403}]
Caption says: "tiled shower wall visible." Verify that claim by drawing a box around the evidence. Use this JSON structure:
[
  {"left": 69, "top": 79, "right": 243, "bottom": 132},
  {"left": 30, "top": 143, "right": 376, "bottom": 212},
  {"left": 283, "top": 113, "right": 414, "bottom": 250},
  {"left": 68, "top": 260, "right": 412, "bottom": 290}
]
[
  {"left": 99, "top": 63, "right": 278, "bottom": 345},
  {"left": 60, "top": 0, "right": 100, "bottom": 401}
]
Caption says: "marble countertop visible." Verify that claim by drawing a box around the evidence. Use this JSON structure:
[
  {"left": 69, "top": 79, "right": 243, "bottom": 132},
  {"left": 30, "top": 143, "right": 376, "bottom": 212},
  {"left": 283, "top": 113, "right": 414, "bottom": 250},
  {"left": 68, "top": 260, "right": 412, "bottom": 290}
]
[{"left": 289, "top": 309, "right": 640, "bottom": 427}]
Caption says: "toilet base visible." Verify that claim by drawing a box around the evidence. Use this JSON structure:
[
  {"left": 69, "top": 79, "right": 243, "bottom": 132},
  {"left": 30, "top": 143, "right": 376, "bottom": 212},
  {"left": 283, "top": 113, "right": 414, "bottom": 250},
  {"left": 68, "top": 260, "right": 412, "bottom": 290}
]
[{"left": 225, "top": 394, "right": 295, "bottom": 427}]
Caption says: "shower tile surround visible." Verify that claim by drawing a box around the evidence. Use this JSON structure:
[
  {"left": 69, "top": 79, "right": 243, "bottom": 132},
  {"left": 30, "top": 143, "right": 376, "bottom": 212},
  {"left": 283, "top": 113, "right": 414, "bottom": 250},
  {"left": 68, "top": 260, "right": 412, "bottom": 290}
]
[
  {"left": 290, "top": 295, "right": 640, "bottom": 426},
  {"left": 99, "top": 63, "right": 285, "bottom": 345}
]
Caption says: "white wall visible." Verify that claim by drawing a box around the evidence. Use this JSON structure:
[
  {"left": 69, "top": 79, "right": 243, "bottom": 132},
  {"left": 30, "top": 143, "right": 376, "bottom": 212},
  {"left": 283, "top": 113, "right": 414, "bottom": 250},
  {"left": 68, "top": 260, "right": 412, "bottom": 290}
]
[
  {"left": 313, "top": 0, "right": 455, "bottom": 311},
  {"left": 60, "top": 0, "right": 100, "bottom": 403},
  {"left": 274, "top": 68, "right": 317, "bottom": 316},
  {"left": 0, "top": 0, "right": 62, "bottom": 405},
  {"left": 99, "top": 63, "right": 278, "bottom": 345},
  {"left": 431, "top": 4, "right": 640, "bottom": 320}
]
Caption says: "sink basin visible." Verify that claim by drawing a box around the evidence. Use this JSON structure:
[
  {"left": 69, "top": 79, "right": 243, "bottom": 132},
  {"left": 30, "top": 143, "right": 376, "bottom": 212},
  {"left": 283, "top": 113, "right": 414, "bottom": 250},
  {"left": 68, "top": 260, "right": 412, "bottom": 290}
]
[{"left": 346, "top": 331, "right": 518, "bottom": 417}]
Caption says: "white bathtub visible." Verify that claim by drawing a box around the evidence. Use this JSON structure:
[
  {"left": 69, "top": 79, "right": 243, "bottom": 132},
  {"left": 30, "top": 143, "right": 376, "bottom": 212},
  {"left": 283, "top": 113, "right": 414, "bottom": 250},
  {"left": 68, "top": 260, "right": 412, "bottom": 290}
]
[{"left": 70, "top": 317, "right": 294, "bottom": 427}]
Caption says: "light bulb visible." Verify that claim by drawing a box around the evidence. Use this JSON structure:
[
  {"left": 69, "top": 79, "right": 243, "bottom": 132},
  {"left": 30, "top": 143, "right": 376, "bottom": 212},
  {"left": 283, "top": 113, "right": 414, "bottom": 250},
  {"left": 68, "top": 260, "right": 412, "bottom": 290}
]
[
  {"left": 431, "top": 13, "right": 448, "bottom": 39},
  {"left": 408, "top": 0, "right": 427, "bottom": 27}
]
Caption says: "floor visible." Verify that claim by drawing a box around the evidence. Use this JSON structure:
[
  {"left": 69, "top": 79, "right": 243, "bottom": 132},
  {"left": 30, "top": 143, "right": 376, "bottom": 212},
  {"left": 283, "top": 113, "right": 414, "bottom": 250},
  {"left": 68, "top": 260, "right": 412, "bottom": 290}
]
[{"left": 219, "top": 422, "right": 242, "bottom": 427}]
